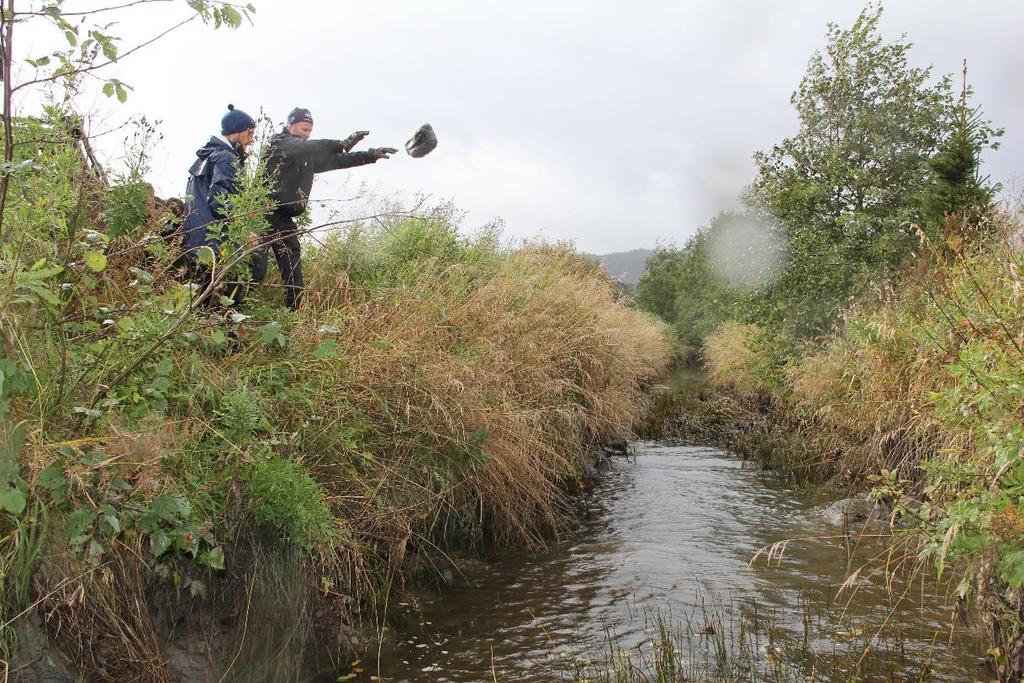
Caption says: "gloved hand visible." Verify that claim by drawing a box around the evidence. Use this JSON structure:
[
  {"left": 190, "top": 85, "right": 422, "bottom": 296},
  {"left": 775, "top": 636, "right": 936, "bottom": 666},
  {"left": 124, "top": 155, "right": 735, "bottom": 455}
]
[
  {"left": 369, "top": 147, "right": 399, "bottom": 160},
  {"left": 341, "top": 130, "right": 369, "bottom": 152}
]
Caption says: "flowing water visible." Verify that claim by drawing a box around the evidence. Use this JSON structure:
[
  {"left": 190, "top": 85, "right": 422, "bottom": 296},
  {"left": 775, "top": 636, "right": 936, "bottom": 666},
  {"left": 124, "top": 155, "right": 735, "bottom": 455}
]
[{"left": 347, "top": 443, "right": 989, "bottom": 682}]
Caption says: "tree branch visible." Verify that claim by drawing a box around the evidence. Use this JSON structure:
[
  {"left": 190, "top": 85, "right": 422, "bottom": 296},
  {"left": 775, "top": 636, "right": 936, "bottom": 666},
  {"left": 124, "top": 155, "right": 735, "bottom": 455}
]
[
  {"left": 22, "top": 0, "right": 174, "bottom": 18},
  {"left": 12, "top": 14, "right": 195, "bottom": 94}
]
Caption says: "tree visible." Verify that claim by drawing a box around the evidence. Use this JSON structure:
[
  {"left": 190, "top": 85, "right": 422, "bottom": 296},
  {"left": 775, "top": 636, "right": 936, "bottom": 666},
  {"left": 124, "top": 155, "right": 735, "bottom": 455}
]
[
  {"left": 918, "top": 62, "right": 1003, "bottom": 242},
  {"left": 0, "top": 0, "right": 254, "bottom": 240},
  {"left": 635, "top": 245, "right": 685, "bottom": 324},
  {"left": 668, "top": 227, "right": 737, "bottom": 347},
  {"left": 744, "top": 3, "right": 963, "bottom": 335},
  {"left": 635, "top": 213, "right": 752, "bottom": 347}
]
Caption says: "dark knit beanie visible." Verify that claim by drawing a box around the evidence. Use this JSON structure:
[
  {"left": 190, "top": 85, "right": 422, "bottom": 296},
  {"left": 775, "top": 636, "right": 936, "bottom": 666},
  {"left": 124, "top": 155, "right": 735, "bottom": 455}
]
[
  {"left": 287, "top": 107, "right": 314, "bottom": 127},
  {"left": 221, "top": 104, "right": 256, "bottom": 135}
]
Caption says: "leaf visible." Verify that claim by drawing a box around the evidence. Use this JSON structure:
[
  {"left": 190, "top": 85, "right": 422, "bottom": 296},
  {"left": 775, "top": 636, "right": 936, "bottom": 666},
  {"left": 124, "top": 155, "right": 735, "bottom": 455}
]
[
  {"left": 86, "top": 539, "right": 105, "bottom": 564},
  {"left": 152, "top": 376, "right": 171, "bottom": 393},
  {"left": 37, "top": 464, "right": 66, "bottom": 491},
  {"left": 260, "top": 322, "right": 282, "bottom": 344},
  {"left": 16, "top": 265, "right": 62, "bottom": 281},
  {"left": 196, "top": 246, "right": 215, "bottom": 266},
  {"left": 151, "top": 530, "right": 172, "bottom": 557},
  {"left": 0, "top": 486, "right": 26, "bottom": 515},
  {"left": 98, "top": 504, "right": 121, "bottom": 535},
  {"left": 221, "top": 5, "right": 242, "bottom": 28},
  {"left": 205, "top": 546, "right": 225, "bottom": 570},
  {"left": 313, "top": 340, "right": 337, "bottom": 360},
  {"left": 155, "top": 357, "right": 173, "bottom": 376},
  {"left": 998, "top": 547, "right": 1024, "bottom": 589},
  {"left": 64, "top": 507, "right": 96, "bottom": 541},
  {"left": 21, "top": 283, "right": 61, "bottom": 307},
  {"left": 129, "top": 267, "right": 154, "bottom": 283},
  {"left": 150, "top": 495, "right": 191, "bottom": 522},
  {"left": 84, "top": 251, "right": 107, "bottom": 272},
  {"left": 1, "top": 423, "right": 26, "bottom": 476},
  {"left": 91, "top": 32, "right": 119, "bottom": 61},
  {"left": 79, "top": 450, "right": 108, "bottom": 466},
  {"left": 210, "top": 329, "right": 226, "bottom": 345}
]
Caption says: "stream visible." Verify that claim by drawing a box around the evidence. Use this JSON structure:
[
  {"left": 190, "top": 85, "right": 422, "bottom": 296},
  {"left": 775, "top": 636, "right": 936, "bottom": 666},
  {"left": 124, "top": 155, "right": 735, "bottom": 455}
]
[{"left": 349, "top": 443, "right": 989, "bottom": 682}]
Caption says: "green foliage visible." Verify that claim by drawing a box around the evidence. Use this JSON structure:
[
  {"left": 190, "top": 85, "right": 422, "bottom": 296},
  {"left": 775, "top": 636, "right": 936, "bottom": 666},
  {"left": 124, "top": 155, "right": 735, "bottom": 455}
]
[
  {"left": 636, "top": 212, "right": 789, "bottom": 346},
  {"left": 102, "top": 178, "right": 151, "bottom": 238},
  {"left": 214, "top": 384, "right": 272, "bottom": 443},
  {"left": 634, "top": 245, "right": 685, "bottom": 324},
  {"left": 241, "top": 453, "right": 334, "bottom": 549},
  {"left": 306, "top": 208, "right": 504, "bottom": 298},
  {"left": 918, "top": 64, "right": 1003, "bottom": 236},
  {"left": 742, "top": 4, "right": 963, "bottom": 335},
  {"left": 636, "top": 4, "right": 1003, "bottom": 371}
]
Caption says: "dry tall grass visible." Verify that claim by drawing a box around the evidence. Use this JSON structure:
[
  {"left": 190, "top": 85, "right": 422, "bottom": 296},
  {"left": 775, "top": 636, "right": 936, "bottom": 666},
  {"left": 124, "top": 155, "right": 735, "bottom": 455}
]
[
  {"left": 4, "top": 214, "right": 673, "bottom": 681},
  {"left": 301, "top": 244, "right": 671, "bottom": 549},
  {"left": 703, "top": 321, "right": 772, "bottom": 400},
  {"left": 701, "top": 209, "right": 1024, "bottom": 678}
]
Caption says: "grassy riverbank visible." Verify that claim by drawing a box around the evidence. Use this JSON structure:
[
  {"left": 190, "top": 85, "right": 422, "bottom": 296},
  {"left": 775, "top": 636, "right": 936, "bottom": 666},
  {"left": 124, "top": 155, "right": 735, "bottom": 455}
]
[
  {"left": 0, "top": 117, "right": 672, "bottom": 680},
  {"left": 627, "top": 6, "right": 1023, "bottom": 677},
  {"left": 695, "top": 213, "right": 1024, "bottom": 676}
]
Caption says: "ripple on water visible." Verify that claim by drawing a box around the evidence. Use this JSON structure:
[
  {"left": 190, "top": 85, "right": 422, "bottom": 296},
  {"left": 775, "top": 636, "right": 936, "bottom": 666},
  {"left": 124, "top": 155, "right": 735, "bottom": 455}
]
[{"left": 357, "top": 443, "right": 988, "bottom": 683}]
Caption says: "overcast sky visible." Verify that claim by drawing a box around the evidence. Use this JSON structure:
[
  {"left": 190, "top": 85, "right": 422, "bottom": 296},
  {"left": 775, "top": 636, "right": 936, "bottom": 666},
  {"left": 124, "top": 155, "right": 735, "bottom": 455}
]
[{"left": 16, "top": 0, "right": 1024, "bottom": 253}]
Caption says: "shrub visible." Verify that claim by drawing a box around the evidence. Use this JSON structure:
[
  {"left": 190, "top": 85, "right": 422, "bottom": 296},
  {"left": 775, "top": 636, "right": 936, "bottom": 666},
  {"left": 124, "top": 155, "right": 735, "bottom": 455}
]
[{"left": 242, "top": 453, "right": 334, "bottom": 549}]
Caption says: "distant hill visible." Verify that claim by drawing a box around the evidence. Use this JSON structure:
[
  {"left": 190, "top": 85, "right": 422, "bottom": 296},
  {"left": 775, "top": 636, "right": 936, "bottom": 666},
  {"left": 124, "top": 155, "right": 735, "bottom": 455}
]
[{"left": 585, "top": 248, "right": 653, "bottom": 286}]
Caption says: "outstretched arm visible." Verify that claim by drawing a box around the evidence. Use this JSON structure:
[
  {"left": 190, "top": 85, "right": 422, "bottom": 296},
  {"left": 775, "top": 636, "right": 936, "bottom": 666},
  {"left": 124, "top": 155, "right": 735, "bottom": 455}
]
[
  {"left": 314, "top": 147, "right": 399, "bottom": 173},
  {"left": 312, "top": 149, "right": 378, "bottom": 173}
]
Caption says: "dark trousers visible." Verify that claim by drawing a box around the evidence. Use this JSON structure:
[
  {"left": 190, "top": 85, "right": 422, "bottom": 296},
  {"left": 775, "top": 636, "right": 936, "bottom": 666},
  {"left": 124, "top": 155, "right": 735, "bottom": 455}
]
[
  {"left": 251, "top": 211, "right": 304, "bottom": 311},
  {"left": 189, "top": 259, "right": 249, "bottom": 310}
]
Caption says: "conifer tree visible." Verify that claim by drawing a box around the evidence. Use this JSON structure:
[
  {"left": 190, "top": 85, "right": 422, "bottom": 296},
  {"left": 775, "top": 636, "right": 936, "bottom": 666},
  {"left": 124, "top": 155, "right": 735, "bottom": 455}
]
[{"left": 920, "top": 62, "right": 1003, "bottom": 242}]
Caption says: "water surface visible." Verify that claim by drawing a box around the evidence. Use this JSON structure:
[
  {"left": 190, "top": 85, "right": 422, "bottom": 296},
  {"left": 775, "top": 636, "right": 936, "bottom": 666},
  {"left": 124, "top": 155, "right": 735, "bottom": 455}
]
[{"left": 356, "top": 443, "right": 988, "bottom": 682}]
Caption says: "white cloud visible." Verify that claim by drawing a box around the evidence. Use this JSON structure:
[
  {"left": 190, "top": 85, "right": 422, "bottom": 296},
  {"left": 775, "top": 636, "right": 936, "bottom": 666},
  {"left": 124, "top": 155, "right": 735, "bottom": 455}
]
[{"left": 20, "top": 0, "right": 1023, "bottom": 253}]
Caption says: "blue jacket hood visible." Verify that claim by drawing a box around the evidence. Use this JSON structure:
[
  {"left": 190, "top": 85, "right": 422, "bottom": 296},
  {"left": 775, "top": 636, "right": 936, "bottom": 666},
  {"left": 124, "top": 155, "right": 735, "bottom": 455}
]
[{"left": 196, "top": 135, "right": 238, "bottom": 161}]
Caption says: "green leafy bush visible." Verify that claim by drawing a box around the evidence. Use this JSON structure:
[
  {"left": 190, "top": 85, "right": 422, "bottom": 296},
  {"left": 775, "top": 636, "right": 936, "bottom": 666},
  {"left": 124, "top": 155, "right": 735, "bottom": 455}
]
[{"left": 241, "top": 453, "right": 334, "bottom": 549}]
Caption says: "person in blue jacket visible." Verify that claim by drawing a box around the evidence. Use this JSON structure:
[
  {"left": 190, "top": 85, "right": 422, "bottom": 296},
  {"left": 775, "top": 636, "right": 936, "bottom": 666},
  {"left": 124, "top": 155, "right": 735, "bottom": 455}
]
[{"left": 183, "top": 104, "right": 257, "bottom": 305}]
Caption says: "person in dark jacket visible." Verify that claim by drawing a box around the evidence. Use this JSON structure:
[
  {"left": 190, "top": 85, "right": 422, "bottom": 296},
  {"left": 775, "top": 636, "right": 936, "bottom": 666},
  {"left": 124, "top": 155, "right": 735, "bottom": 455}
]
[
  {"left": 253, "top": 107, "right": 397, "bottom": 310},
  {"left": 183, "top": 104, "right": 258, "bottom": 306}
]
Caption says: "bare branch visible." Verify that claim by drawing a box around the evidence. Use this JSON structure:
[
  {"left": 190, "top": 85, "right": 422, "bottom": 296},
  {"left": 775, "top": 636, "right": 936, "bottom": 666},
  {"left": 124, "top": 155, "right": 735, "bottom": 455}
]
[
  {"left": 12, "top": 15, "right": 196, "bottom": 94},
  {"left": 22, "top": 0, "right": 174, "bottom": 18}
]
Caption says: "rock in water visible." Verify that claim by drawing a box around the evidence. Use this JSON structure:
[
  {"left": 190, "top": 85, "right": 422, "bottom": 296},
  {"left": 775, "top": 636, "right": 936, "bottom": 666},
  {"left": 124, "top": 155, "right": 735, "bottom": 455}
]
[
  {"left": 818, "top": 496, "right": 885, "bottom": 527},
  {"left": 405, "top": 123, "right": 437, "bottom": 158}
]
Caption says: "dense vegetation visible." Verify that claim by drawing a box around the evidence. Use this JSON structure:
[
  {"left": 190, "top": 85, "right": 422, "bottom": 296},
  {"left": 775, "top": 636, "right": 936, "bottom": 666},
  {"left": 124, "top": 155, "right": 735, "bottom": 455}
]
[
  {"left": 0, "top": 3, "right": 673, "bottom": 680},
  {"left": 634, "top": 4, "right": 1024, "bottom": 679},
  {"left": 637, "top": 5, "right": 1002, "bottom": 341}
]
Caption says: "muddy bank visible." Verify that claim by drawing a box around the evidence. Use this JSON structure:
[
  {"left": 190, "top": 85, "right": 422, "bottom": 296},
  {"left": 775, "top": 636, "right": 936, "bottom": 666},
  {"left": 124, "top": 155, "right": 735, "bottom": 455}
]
[{"left": 637, "top": 369, "right": 813, "bottom": 477}]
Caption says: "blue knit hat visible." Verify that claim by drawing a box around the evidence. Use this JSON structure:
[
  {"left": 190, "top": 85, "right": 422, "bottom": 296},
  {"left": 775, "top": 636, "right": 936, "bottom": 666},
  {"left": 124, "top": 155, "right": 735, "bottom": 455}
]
[{"left": 221, "top": 104, "right": 255, "bottom": 135}]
